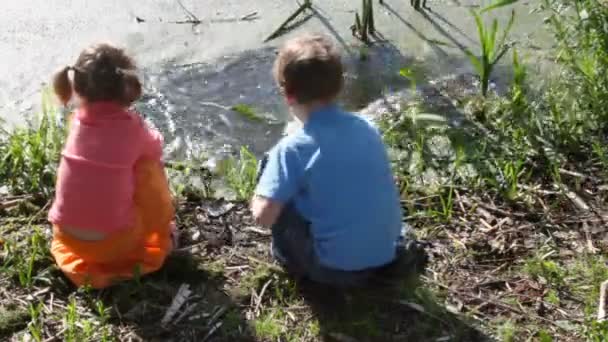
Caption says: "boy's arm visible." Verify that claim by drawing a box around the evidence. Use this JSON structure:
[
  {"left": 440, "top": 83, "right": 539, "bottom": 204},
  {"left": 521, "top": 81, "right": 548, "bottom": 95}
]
[
  {"left": 250, "top": 196, "right": 284, "bottom": 227},
  {"left": 251, "top": 143, "right": 303, "bottom": 227}
]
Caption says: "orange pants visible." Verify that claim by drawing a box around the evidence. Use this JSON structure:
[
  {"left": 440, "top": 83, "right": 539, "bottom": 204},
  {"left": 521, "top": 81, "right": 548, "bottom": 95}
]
[{"left": 51, "top": 159, "right": 175, "bottom": 289}]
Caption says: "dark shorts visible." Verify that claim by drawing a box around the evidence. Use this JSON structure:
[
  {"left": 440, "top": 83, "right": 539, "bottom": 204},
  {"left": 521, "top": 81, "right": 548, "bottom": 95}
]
[
  {"left": 272, "top": 203, "right": 390, "bottom": 287},
  {"left": 256, "top": 154, "right": 412, "bottom": 288}
]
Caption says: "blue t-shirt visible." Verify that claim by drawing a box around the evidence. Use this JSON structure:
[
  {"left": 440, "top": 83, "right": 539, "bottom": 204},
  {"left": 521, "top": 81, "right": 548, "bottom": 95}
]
[{"left": 255, "top": 104, "right": 403, "bottom": 271}]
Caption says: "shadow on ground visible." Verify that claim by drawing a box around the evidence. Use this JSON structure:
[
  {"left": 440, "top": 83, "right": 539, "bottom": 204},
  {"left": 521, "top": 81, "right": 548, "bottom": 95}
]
[
  {"left": 295, "top": 263, "right": 489, "bottom": 342},
  {"left": 94, "top": 252, "right": 255, "bottom": 341}
]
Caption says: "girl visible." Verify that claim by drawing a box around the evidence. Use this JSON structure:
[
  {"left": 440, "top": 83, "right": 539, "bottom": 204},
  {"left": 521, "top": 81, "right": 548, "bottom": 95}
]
[{"left": 49, "top": 43, "right": 175, "bottom": 289}]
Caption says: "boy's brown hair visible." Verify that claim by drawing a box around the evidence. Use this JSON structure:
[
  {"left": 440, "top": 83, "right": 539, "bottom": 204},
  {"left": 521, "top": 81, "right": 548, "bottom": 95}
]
[
  {"left": 53, "top": 43, "right": 142, "bottom": 106},
  {"left": 273, "top": 33, "right": 343, "bottom": 104}
]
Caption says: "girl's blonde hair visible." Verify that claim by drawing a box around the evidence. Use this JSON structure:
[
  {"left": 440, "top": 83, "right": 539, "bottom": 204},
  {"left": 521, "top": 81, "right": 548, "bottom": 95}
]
[{"left": 53, "top": 43, "right": 142, "bottom": 106}]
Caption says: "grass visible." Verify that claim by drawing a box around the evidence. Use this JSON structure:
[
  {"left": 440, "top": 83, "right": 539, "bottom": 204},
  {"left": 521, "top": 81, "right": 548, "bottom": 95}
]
[
  {"left": 0, "top": 89, "right": 66, "bottom": 200},
  {"left": 1, "top": 226, "right": 52, "bottom": 289},
  {"left": 378, "top": 0, "right": 608, "bottom": 339},
  {"left": 496, "top": 319, "right": 517, "bottom": 342},
  {"left": 353, "top": 0, "right": 377, "bottom": 43},
  {"left": 1, "top": 0, "right": 608, "bottom": 340},
  {"left": 465, "top": 5, "right": 515, "bottom": 96},
  {"left": 253, "top": 310, "right": 284, "bottom": 340},
  {"left": 0, "top": 306, "right": 30, "bottom": 339}
]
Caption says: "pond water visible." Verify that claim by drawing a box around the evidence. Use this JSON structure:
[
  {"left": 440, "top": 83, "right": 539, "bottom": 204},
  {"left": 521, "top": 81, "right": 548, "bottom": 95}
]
[{"left": 0, "top": 0, "right": 552, "bottom": 161}]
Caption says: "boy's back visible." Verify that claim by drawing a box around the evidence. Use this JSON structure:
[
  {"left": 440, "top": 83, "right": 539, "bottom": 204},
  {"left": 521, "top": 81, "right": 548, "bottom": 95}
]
[{"left": 257, "top": 105, "right": 402, "bottom": 271}]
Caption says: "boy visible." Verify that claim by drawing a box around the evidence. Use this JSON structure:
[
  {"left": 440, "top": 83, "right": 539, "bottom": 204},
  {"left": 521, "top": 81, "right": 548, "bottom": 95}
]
[{"left": 251, "top": 33, "right": 424, "bottom": 287}]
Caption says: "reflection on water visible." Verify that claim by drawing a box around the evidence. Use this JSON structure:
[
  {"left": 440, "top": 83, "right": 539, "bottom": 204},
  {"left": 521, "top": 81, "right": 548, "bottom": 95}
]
[
  {"left": 136, "top": 44, "right": 413, "bottom": 162},
  {"left": 135, "top": 37, "right": 520, "bottom": 166}
]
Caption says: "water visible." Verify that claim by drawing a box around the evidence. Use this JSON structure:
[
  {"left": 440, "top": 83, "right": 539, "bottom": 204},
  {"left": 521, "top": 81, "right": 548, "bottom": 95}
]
[
  {"left": 0, "top": 0, "right": 552, "bottom": 161},
  {"left": 135, "top": 43, "right": 415, "bottom": 161}
]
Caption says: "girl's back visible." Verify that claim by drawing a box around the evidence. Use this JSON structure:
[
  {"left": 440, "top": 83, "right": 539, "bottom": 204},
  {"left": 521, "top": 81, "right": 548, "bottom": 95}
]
[
  {"left": 49, "top": 102, "right": 162, "bottom": 233},
  {"left": 47, "top": 42, "right": 174, "bottom": 289}
]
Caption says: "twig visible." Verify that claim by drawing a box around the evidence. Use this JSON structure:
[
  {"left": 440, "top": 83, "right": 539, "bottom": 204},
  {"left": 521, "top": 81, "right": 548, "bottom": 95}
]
[
  {"left": 254, "top": 279, "right": 273, "bottom": 316},
  {"left": 27, "top": 200, "right": 51, "bottom": 227},
  {"left": 519, "top": 184, "right": 560, "bottom": 196},
  {"left": 240, "top": 11, "right": 259, "bottom": 21},
  {"left": 583, "top": 221, "right": 598, "bottom": 254},
  {"left": 176, "top": 0, "right": 200, "bottom": 22},
  {"left": 173, "top": 302, "right": 199, "bottom": 325},
  {"left": 478, "top": 218, "right": 496, "bottom": 233},
  {"left": 157, "top": 2, "right": 258, "bottom": 25},
  {"left": 423, "top": 277, "right": 578, "bottom": 331},
  {"left": 161, "top": 284, "right": 192, "bottom": 327},
  {"left": 43, "top": 327, "right": 67, "bottom": 342},
  {"left": 141, "top": 12, "right": 259, "bottom": 25},
  {"left": 0, "top": 196, "right": 33, "bottom": 210},
  {"left": 245, "top": 255, "right": 284, "bottom": 272},
  {"left": 225, "top": 265, "right": 250, "bottom": 271},
  {"left": 202, "top": 322, "right": 223, "bottom": 342},
  {"left": 445, "top": 231, "right": 467, "bottom": 249},
  {"left": 264, "top": 0, "right": 312, "bottom": 42},
  {"left": 454, "top": 190, "right": 466, "bottom": 214},
  {"left": 199, "top": 101, "right": 231, "bottom": 111},
  {"left": 598, "top": 280, "right": 608, "bottom": 321},
  {"left": 559, "top": 168, "right": 599, "bottom": 182},
  {"left": 460, "top": 197, "right": 527, "bottom": 218},
  {"left": 244, "top": 226, "right": 272, "bottom": 236},
  {"left": 207, "top": 306, "right": 228, "bottom": 328},
  {"left": 557, "top": 183, "right": 590, "bottom": 211},
  {"left": 171, "top": 19, "right": 202, "bottom": 24}
]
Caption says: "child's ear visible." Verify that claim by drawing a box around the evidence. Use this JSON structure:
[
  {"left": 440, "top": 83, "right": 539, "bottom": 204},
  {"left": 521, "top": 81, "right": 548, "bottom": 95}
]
[
  {"left": 286, "top": 94, "right": 297, "bottom": 105},
  {"left": 284, "top": 89, "right": 297, "bottom": 105}
]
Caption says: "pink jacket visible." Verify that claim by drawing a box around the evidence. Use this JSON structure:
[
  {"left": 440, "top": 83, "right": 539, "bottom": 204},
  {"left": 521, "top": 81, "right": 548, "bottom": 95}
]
[{"left": 48, "top": 102, "right": 163, "bottom": 233}]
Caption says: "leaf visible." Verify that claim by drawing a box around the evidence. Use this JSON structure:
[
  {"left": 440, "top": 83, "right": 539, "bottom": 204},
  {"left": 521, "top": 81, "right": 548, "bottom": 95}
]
[
  {"left": 465, "top": 49, "right": 484, "bottom": 75},
  {"left": 538, "top": 330, "right": 554, "bottom": 342},
  {"left": 480, "top": 0, "right": 519, "bottom": 13},
  {"left": 411, "top": 113, "right": 448, "bottom": 124},
  {"left": 231, "top": 104, "right": 264, "bottom": 122},
  {"left": 487, "top": 19, "right": 499, "bottom": 60},
  {"left": 512, "top": 47, "right": 520, "bottom": 67},
  {"left": 399, "top": 67, "right": 417, "bottom": 89},
  {"left": 491, "top": 45, "right": 512, "bottom": 66},
  {"left": 496, "top": 10, "right": 516, "bottom": 55},
  {"left": 472, "top": 10, "right": 486, "bottom": 54},
  {"left": 399, "top": 68, "right": 415, "bottom": 80}
]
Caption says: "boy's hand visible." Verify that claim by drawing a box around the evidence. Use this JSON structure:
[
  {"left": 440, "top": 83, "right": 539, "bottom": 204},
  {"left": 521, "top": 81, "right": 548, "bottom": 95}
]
[{"left": 250, "top": 195, "right": 284, "bottom": 227}]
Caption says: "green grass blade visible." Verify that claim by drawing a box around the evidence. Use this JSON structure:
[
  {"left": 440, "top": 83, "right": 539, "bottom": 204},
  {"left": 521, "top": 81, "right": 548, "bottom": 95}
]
[
  {"left": 399, "top": 67, "right": 418, "bottom": 90},
  {"left": 231, "top": 104, "right": 264, "bottom": 122},
  {"left": 480, "top": 0, "right": 519, "bottom": 14},
  {"left": 487, "top": 19, "right": 499, "bottom": 60},
  {"left": 472, "top": 10, "right": 487, "bottom": 55},
  {"left": 491, "top": 45, "right": 511, "bottom": 67},
  {"left": 496, "top": 10, "right": 516, "bottom": 55},
  {"left": 465, "top": 49, "right": 484, "bottom": 75}
]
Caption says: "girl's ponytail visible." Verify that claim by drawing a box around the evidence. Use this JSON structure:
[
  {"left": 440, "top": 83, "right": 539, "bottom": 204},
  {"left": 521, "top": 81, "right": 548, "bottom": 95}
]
[
  {"left": 57, "top": 43, "right": 142, "bottom": 105},
  {"left": 53, "top": 66, "right": 73, "bottom": 106}
]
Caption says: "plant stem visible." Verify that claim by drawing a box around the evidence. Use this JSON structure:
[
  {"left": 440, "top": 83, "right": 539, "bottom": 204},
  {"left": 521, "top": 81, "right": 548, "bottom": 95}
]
[{"left": 264, "top": 1, "right": 313, "bottom": 42}]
